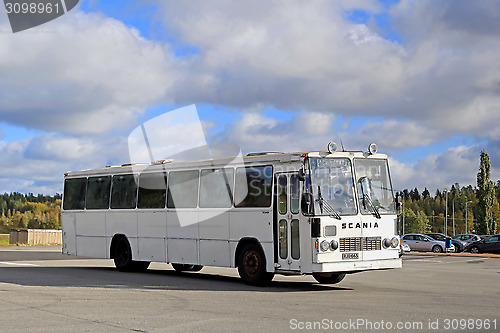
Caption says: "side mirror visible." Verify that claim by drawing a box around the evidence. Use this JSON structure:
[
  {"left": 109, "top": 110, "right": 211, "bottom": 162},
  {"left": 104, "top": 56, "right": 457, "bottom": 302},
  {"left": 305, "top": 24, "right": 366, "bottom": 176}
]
[
  {"left": 301, "top": 192, "right": 313, "bottom": 215},
  {"left": 298, "top": 168, "right": 306, "bottom": 181}
]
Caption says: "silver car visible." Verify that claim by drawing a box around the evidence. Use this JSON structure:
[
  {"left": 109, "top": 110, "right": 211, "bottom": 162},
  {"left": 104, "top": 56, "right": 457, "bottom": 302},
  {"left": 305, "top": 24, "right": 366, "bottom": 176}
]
[
  {"left": 452, "top": 234, "right": 481, "bottom": 247},
  {"left": 401, "top": 234, "right": 448, "bottom": 253}
]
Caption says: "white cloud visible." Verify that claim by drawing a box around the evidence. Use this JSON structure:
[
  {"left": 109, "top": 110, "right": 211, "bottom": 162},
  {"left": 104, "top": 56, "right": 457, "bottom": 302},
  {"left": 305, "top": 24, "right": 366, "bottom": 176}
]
[
  {"left": 24, "top": 133, "right": 97, "bottom": 161},
  {"left": 0, "top": 10, "right": 177, "bottom": 134},
  {"left": 341, "top": 120, "right": 442, "bottom": 150},
  {"left": 390, "top": 145, "right": 494, "bottom": 192},
  {"left": 149, "top": 0, "right": 500, "bottom": 142},
  {"left": 0, "top": 132, "right": 130, "bottom": 194},
  {"left": 156, "top": 0, "right": 407, "bottom": 112}
]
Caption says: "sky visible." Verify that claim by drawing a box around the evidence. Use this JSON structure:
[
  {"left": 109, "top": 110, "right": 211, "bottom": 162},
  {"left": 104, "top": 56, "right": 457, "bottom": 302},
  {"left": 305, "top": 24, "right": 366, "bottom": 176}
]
[{"left": 1, "top": 0, "right": 500, "bottom": 195}]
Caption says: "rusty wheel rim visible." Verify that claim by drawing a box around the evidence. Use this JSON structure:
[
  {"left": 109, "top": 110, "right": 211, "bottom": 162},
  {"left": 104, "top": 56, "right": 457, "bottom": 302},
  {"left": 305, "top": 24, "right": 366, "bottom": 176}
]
[{"left": 243, "top": 250, "right": 261, "bottom": 276}]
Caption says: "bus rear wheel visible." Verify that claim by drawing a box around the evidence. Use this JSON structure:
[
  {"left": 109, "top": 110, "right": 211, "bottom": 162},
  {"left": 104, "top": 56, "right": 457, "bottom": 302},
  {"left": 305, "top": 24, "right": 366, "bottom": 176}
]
[
  {"left": 237, "top": 243, "right": 274, "bottom": 285},
  {"left": 172, "top": 264, "right": 203, "bottom": 272},
  {"left": 113, "top": 237, "right": 150, "bottom": 272},
  {"left": 313, "top": 272, "right": 346, "bottom": 284}
]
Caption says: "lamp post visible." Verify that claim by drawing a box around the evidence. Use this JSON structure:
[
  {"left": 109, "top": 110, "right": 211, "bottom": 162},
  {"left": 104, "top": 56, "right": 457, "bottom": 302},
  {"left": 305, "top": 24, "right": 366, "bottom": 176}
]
[
  {"left": 402, "top": 197, "right": 405, "bottom": 235},
  {"left": 444, "top": 189, "right": 448, "bottom": 235},
  {"left": 397, "top": 194, "right": 405, "bottom": 235},
  {"left": 465, "top": 200, "right": 472, "bottom": 234},
  {"left": 452, "top": 199, "right": 455, "bottom": 236}
]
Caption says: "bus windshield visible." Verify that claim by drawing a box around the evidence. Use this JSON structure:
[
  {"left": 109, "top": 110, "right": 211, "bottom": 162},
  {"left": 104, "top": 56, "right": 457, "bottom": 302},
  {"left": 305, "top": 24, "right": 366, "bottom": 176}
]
[
  {"left": 353, "top": 158, "right": 396, "bottom": 215},
  {"left": 307, "top": 158, "right": 357, "bottom": 216}
]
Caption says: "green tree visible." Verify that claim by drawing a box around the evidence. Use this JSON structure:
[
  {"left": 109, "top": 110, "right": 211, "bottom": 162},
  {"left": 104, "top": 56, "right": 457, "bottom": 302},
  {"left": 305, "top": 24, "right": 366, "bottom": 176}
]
[
  {"left": 476, "top": 149, "right": 495, "bottom": 234},
  {"left": 403, "top": 208, "right": 431, "bottom": 233}
]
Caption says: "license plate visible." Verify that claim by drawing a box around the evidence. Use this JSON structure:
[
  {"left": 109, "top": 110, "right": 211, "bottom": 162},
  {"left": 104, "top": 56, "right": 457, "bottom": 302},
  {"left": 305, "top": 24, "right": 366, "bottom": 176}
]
[{"left": 342, "top": 253, "right": 359, "bottom": 260}]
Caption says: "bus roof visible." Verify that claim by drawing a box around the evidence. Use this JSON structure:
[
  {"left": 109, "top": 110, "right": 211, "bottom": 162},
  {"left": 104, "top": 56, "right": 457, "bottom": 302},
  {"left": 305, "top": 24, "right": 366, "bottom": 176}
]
[{"left": 64, "top": 150, "right": 388, "bottom": 178}]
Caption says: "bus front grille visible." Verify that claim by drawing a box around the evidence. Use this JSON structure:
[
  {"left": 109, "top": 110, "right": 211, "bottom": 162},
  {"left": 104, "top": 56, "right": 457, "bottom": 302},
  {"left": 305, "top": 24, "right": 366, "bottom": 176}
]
[{"left": 339, "top": 237, "right": 381, "bottom": 252}]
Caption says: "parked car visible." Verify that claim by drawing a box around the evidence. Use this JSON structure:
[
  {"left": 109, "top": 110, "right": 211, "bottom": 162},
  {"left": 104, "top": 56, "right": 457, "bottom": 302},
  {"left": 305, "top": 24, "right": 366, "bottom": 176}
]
[
  {"left": 464, "top": 235, "right": 500, "bottom": 254},
  {"left": 424, "top": 233, "right": 463, "bottom": 252},
  {"left": 399, "top": 243, "right": 411, "bottom": 257},
  {"left": 401, "top": 234, "right": 450, "bottom": 253},
  {"left": 452, "top": 234, "right": 481, "bottom": 247}
]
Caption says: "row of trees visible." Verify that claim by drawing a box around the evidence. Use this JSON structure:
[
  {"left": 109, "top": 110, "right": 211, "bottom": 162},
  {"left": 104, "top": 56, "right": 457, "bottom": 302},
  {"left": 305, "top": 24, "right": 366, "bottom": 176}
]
[
  {"left": 397, "top": 150, "right": 500, "bottom": 236},
  {"left": 0, "top": 193, "right": 62, "bottom": 233}
]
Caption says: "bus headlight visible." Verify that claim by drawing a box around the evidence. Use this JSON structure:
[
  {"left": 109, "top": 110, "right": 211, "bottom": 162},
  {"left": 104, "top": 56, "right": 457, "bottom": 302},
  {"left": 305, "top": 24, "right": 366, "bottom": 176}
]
[
  {"left": 330, "top": 240, "right": 338, "bottom": 251},
  {"left": 391, "top": 237, "right": 400, "bottom": 248},
  {"left": 320, "top": 240, "right": 330, "bottom": 252},
  {"left": 383, "top": 238, "right": 392, "bottom": 248}
]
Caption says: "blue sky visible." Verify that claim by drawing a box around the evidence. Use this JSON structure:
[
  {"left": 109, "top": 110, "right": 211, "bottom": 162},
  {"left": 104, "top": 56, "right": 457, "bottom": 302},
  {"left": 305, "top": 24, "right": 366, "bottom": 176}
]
[{"left": 1, "top": 0, "right": 500, "bottom": 194}]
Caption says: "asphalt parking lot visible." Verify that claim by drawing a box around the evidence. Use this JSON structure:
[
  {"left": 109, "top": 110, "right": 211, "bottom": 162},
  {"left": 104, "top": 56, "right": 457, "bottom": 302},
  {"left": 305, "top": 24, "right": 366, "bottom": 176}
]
[{"left": 0, "top": 246, "right": 498, "bottom": 332}]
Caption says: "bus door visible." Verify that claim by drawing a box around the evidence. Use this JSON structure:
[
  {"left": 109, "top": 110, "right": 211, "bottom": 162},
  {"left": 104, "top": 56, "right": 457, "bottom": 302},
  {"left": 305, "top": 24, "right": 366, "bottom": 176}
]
[{"left": 275, "top": 173, "right": 302, "bottom": 272}]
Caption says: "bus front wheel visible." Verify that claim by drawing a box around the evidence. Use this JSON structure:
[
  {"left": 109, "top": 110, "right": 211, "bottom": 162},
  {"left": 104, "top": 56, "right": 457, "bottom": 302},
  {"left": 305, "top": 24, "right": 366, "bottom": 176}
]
[
  {"left": 237, "top": 243, "right": 274, "bottom": 285},
  {"left": 313, "top": 272, "right": 346, "bottom": 284}
]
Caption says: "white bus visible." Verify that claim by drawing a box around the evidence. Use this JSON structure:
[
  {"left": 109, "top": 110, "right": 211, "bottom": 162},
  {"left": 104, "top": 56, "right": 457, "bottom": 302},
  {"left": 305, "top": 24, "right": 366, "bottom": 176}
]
[{"left": 61, "top": 142, "right": 401, "bottom": 285}]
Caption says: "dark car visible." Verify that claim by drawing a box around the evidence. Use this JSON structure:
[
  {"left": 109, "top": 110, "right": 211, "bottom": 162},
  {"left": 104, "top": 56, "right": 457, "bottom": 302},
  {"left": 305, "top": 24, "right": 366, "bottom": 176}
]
[
  {"left": 464, "top": 235, "right": 500, "bottom": 254},
  {"left": 424, "top": 233, "right": 463, "bottom": 253}
]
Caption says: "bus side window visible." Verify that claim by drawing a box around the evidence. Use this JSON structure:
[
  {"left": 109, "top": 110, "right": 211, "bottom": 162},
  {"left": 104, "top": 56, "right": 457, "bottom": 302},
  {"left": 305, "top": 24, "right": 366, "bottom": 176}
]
[
  {"left": 234, "top": 166, "right": 273, "bottom": 208},
  {"left": 86, "top": 176, "right": 111, "bottom": 210},
  {"left": 63, "top": 178, "right": 87, "bottom": 210},
  {"left": 167, "top": 170, "right": 199, "bottom": 208},
  {"left": 200, "top": 168, "right": 234, "bottom": 208},
  {"left": 110, "top": 174, "right": 138, "bottom": 209},
  {"left": 137, "top": 172, "right": 167, "bottom": 209}
]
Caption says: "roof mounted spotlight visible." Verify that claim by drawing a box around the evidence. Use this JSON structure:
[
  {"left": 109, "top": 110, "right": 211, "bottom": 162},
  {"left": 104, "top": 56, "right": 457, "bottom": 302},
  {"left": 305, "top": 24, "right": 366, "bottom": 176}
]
[
  {"left": 327, "top": 141, "right": 338, "bottom": 154},
  {"left": 368, "top": 143, "right": 378, "bottom": 154}
]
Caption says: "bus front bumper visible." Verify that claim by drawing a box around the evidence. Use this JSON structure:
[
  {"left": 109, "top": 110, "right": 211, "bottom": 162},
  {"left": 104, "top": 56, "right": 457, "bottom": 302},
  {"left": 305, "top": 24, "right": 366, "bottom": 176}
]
[{"left": 311, "top": 257, "right": 402, "bottom": 274}]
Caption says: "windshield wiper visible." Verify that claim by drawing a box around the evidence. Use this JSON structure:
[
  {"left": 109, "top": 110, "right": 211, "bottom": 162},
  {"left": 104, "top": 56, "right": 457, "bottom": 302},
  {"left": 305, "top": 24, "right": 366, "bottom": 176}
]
[
  {"left": 362, "top": 194, "right": 381, "bottom": 219},
  {"left": 316, "top": 186, "right": 341, "bottom": 220}
]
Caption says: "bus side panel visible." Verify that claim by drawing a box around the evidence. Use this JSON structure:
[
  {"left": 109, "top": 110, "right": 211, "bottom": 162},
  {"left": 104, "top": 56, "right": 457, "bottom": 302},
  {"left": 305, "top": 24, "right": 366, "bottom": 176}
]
[
  {"left": 167, "top": 239, "right": 198, "bottom": 265},
  {"left": 75, "top": 212, "right": 107, "bottom": 258},
  {"left": 199, "top": 240, "right": 230, "bottom": 267},
  {"left": 138, "top": 211, "right": 167, "bottom": 238},
  {"left": 137, "top": 238, "right": 166, "bottom": 262},
  {"left": 198, "top": 211, "right": 230, "bottom": 239},
  {"left": 61, "top": 212, "right": 76, "bottom": 255},
  {"left": 76, "top": 211, "right": 106, "bottom": 237},
  {"left": 167, "top": 211, "right": 199, "bottom": 238},
  {"left": 198, "top": 211, "right": 231, "bottom": 266},
  {"left": 229, "top": 210, "right": 273, "bottom": 242},
  {"left": 137, "top": 211, "right": 167, "bottom": 262},
  {"left": 106, "top": 211, "right": 138, "bottom": 238},
  {"left": 77, "top": 236, "right": 107, "bottom": 258}
]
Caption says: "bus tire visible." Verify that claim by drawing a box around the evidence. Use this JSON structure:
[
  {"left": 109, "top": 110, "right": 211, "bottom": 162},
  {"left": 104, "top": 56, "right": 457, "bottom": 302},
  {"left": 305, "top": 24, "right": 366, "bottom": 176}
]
[
  {"left": 113, "top": 237, "right": 150, "bottom": 272},
  {"left": 312, "top": 272, "right": 346, "bottom": 284},
  {"left": 132, "top": 261, "right": 150, "bottom": 272},
  {"left": 113, "top": 237, "right": 134, "bottom": 272},
  {"left": 237, "top": 243, "right": 274, "bottom": 285},
  {"left": 172, "top": 263, "right": 203, "bottom": 272},
  {"left": 190, "top": 265, "right": 203, "bottom": 272}
]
